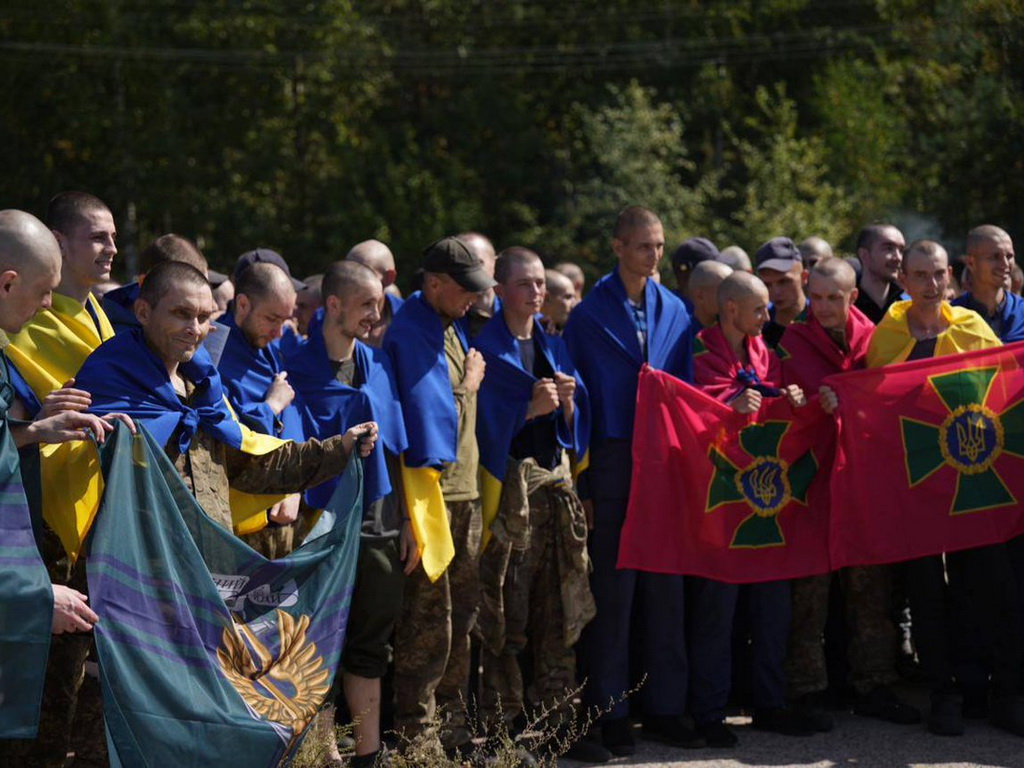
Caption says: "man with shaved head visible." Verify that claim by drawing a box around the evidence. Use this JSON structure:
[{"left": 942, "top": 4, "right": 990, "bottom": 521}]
[
  {"left": 840, "top": 240, "right": 1023, "bottom": 738},
  {"left": 952, "top": 225, "right": 1024, "bottom": 342},
  {"left": 457, "top": 231, "right": 499, "bottom": 338},
  {"left": 798, "top": 237, "right": 834, "bottom": 270},
  {"left": 690, "top": 270, "right": 807, "bottom": 746},
  {"left": 288, "top": 259, "right": 417, "bottom": 767},
  {"left": 718, "top": 245, "right": 753, "bottom": 273},
  {"left": 7, "top": 192, "right": 120, "bottom": 423},
  {"left": 216, "top": 261, "right": 304, "bottom": 558},
  {"left": 102, "top": 233, "right": 209, "bottom": 334},
  {"left": 540, "top": 268, "right": 575, "bottom": 334},
  {"left": 778, "top": 258, "right": 918, "bottom": 731},
  {"left": 555, "top": 261, "right": 585, "bottom": 300},
  {"left": 564, "top": 206, "right": 697, "bottom": 755},
  {"left": 347, "top": 239, "right": 402, "bottom": 346},
  {"left": 688, "top": 260, "right": 732, "bottom": 332},
  {"left": 0, "top": 211, "right": 136, "bottom": 763}
]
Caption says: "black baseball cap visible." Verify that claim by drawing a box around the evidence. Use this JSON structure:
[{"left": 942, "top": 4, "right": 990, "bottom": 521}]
[
  {"left": 422, "top": 236, "right": 496, "bottom": 292},
  {"left": 672, "top": 237, "right": 719, "bottom": 271},
  {"left": 755, "top": 237, "right": 803, "bottom": 273},
  {"left": 233, "top": 248, "right": 306, "bottom": 291}
]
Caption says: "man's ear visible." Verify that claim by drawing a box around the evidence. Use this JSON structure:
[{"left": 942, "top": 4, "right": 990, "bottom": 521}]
[
  {"left": 849, "top": 286, "right": 859, "bottom": 303},
  {"left": 612, "top": 237, "right": 625, "bottom": 260},
  {"left": 134, "top": 298, "right": 150, "bottom": 325},
  {"left": 382, "top": 268, "right": 397, "bottom": 289},
  {"left": 51, "top": 230, "right": 68, "bottom": 258},
  {"left": 0, "top": 270, "right": 18, "bottom": 299}
]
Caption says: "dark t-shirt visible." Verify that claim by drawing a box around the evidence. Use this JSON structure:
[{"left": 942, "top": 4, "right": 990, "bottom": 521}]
[
  {"left": 855, "top": 281, "right": 903, "bottom": 325},
  {"left": 509, "top": 336, "right": 562, "bottom": 471},
  {"left": 332, "top": 356, "right": 401, "bottom": 539},
  {"left": 906, "top": 337, "right": 937, "bottom": 361}
]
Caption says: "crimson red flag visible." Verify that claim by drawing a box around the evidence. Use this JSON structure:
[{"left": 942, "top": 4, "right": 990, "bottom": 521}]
[
  {"left": 618, "top": 366, "right": 833, "bottom": 583},
  {"left": 826, "top": 342, "right": 1024, "bottom": 568}
]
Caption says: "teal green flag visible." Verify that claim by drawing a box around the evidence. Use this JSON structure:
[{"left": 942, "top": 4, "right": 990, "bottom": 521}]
[
  {"left": 0, "top": 413, "right": 52, "bottom": 738},
  {"left": 87, "top": 424, "right": 362, "bottom": 766}
]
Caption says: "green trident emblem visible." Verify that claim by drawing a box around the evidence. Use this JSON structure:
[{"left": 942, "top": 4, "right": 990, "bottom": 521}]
[
  {"left": 900, "top": 367, "right": 1024, "bottom": 515},
  {"left": 706, "top": 421, "right": 818, "bottom": 548}
]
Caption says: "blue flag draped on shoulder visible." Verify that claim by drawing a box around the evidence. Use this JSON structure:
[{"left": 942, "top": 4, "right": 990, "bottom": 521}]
[
  {"left": 563, "top": 266, "right": 692, "bottom": 443},
  {"left": 382, "top": 292, "right": 461, "bottom": 581},
  {"left": 474, "top": 312, "right": 590, "bottom": 541},
  {"left": 0, "top": 368, "right": 52, "bottom": 738},
  {"left": 216, "top": 313, "right": 306, "bottom": 442},
  {"left": 287, "top": 330, "right": 408, "bottom": 511},
  {"left": 74, "top": 329, "right": 289, "bottom": 539},
  {"left": 87, "top": 423, "right": 362, "bottom": 767}
]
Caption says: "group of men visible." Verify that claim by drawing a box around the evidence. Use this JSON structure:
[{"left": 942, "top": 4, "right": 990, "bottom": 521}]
[{"left": 2, "top": 190, "right": 1024, "bottom": 767}]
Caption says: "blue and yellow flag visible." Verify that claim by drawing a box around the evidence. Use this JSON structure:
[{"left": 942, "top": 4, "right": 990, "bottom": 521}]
[
  {"left": 474, "top": 312, "right": 590, "bottom": 544},
  {"left": 0, "top": 381, "right": 52, "bottom": 738},
  {"left": 382, "top": 293, "right": 462, "bottom": 581},
  {"left": 87, "top": 424, "right": 363, "bottom": 766}
]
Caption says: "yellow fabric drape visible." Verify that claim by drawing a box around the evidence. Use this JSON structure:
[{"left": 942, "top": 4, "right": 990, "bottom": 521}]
[
  {"left": 867, "top": 301, "right": 1002, "bottom": 368},
  {"left": 399, "top": 459, "right": 454, "bottom": 582}
]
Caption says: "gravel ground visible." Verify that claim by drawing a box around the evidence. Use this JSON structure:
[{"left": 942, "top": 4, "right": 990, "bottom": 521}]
[{"left": 561, "top": 695, "right": 1024, "bottom": 768}]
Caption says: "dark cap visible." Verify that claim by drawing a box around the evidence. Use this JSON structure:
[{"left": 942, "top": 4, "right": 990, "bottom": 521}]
[
  {"left": 422, "top": 236, "right": 497, "bottom": 292},
  {"left": 672, "top": 237, "right": 719, "bottom": 271},
  {"left": 233, "top": 248, "right": 306, "bottom": 291},
  {"left": 755, "top": 237, "right": 803, "bottom": 273}
]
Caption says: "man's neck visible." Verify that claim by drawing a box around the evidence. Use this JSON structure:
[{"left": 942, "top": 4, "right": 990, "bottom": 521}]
[
  {"left": 971, "top": 283, "right": 1005, "bottom": 316},
  {"left": 503, "top": 311, "right": 534, "bottom": 340},
  {"left": 422, "top": 292, "right": 455, "bottom": 325},
  {"left": 859, "top": 272, "right": 891, "bottom": 308},
  {"left": 620, "top": 271, "right": 647, "bottom": 304},
  {"left": 56, "top": 277, "right": 93, "bottom": 306},
  {"left": 906, "top": 302, "right": 948, "bottom": 339},
  {"left": 323, "top": 322, "right": 357, "bottom": 362},
  {"left": 773, "top": 295, "right": 805, "bottom": 327},
  {"left": 721, "top": 323, "right": 750, "bottom": 364}
]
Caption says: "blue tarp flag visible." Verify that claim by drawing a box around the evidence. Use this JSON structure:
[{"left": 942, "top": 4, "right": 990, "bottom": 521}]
[
  {"left": 86, "top": 423, "right": 363, "bottom": 766},
  {"left": 0, "top": 391, "right": 52, "bottom": 738}
]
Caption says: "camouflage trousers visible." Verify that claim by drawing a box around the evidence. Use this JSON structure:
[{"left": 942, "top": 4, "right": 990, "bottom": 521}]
[
  {"left": 785, "top": 565, "right": 899, "bottom": 698},
  {"left": 478, "top": 484, "right": 583, "bottom": 730},
  {"left": 393, "top": 497, "right": 482, "bottom": 749},
  {"left": 0, "top": 554, "right": 107, "bottom": 768}
]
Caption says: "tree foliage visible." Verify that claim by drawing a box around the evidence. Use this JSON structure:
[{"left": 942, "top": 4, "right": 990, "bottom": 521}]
[{"left": 0, "top": 0, "right": 1022, "bottom": 282}]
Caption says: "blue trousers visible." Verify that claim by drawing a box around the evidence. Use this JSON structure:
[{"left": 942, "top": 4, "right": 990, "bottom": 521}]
[
  {"left": 579, "top": 440, "right": 688, "bottom": 721},
  {"left": 688, "top": 578, "right": 791, "bottom": 724}
]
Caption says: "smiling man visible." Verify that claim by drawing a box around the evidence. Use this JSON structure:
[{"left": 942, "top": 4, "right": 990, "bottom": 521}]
[
  {"left": 287, "top": 260, "right": 416, "bottom": 767},
  {"left": 854, "top": 224, "right": 906, "bottom": 324},
  {"left": 7, "top": 192, "right": 119, "bottom": 420},
  {"left": 848, "top": 241, "right": 1024, "bottom": 738},
  {"left": 952, "top": 225, "right": 1024, "bottom": 343}
]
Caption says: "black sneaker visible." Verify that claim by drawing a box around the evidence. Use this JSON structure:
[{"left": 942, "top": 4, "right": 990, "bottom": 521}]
[
  {"left": 599, "top": 717, "right": 636, "bottom": 756},
  {"left": 792, "top": 693, "right": 835, "bottom": 732},
  {"left": 561, "top": 735, "right": 614, "bottom": 763},
  {"left": 640, "top": 714, "right": 706, "bottom": 748},
  {"left": 752, "top": 707, "right": 816, "bottom": 736},
  {"left": 928, "top": 692, "right": 964, "bottom": 736},
  {"left": 853, "top": 686, "right": 921, "bottom": 725},
  {"left": 990, "top": 694, "right": 1024, "bottom": 737},
  {"left": 696, "top": 720, "right": 738, "bottom": 748}
]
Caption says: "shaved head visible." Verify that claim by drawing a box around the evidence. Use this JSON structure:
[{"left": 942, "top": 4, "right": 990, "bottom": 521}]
[
  {"left": 0, "top": 209, "right": 62, "bottom": 277},
  {"left": 346, "top": 240, "right": 397, "bottom": 282},
  {"left": 967, "top": 224, "right": 1012, "bottom": 254},
  {"left": 718, "top": 246, "right": 752, "bottom": 272},
  {"left": 458, "top": 232, "right": 497, "bottom": 276},
  {"left": 234, "top": 261, "right": 296, "bottom": 306},
  {"left": 545, "top": 269, "right": 573, "bottom": 296},
  {"left": 495, "top": 246, "right": 542, "bottom": 285},
  {"left": 717, "top": 270, "right": 768, "bottom": 309},
  {"left": 809, "top": 256, "right": 857, "bottom": 291},
  {"left": 689, "top": 260, "right": 733, "bottom": 293},
  {"left": 322, "top": 260, "right": 382, "bottom": 302}
]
